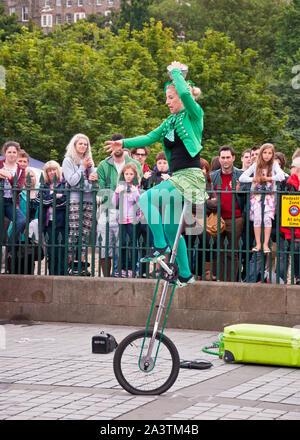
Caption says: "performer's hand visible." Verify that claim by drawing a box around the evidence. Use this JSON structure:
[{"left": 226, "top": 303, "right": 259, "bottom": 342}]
[
  {"left": 104, "top": 140, "right": 123, "bottom": 153},
  {"left": 168, "top": 61, "right": 184, "bottom": 71},
  {"left": 161, "top": 173, "right": 170, "bottom": 181}
]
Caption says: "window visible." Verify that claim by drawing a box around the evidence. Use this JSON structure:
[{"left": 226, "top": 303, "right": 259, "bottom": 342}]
[
  {"left": 65, "top": 13, "right": 72, "bottom": 23},
  {"left": 41, "top": 14, "right": 53, "bottom": 27},
  {"left": 9, "top": 7, "right": 16, "bottom": 15},
  {"left": 96, "top": 0, "right": 102, "bottom": 5},
  {"left": 55, "top": 14, "right": 62, "bottom": 24},
  {"left": 74, "top": 12, "right": 86, "bottom": 22},
  {"left": 44, "top": 0, "right": 50, "bottom": 7},
  {"left": 78, "top": 0, "right": 83, "bottom": 5},
  {"left": 56, "top": 0, "right": 62, "bottom": 6},
  {"left": 22, "top": 6, "right": 29, "bottom": 21},
  {"left": 107, "top": 0, "right": 114, "bottom": 5},
  {"left": 66, "top": 0, "right": 72, "bottom": 6}
]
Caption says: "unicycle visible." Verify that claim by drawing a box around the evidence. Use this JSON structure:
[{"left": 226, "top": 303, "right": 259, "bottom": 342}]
[{"left": 113, "top": 203, "right": 191, "bottom": 395}]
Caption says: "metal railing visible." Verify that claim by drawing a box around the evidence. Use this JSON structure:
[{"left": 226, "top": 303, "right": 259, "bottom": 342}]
[{"left": 0, "top": 174, "right": 299, "bottom": 284}]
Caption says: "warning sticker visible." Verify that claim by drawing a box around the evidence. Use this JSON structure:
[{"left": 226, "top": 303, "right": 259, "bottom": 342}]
[{"left": 281, "top": 195, "right": 300, "bottom": 227}]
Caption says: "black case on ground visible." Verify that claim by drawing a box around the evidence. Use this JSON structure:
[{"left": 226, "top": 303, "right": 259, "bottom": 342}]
[{"left": 92, "top": 331, "right": 118, "bottom": 354}]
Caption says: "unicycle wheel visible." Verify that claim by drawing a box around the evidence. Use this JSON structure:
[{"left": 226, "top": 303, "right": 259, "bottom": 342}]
[{"left": 113, "top": 329, "right": 180, "bottom": 395}]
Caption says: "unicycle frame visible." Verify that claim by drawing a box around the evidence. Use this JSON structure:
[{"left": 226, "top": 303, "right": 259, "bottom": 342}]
[{"left": 139, "top": 202, "right": 189, "bottom": 372}]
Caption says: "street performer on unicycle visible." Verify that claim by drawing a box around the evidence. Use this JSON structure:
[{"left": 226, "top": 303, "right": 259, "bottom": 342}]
[
  {"left": 105, "top": 61, "right": 208, "bottom": 394},
  {"left": 105, "top": 61, "right": 207, "bottom": 284}
]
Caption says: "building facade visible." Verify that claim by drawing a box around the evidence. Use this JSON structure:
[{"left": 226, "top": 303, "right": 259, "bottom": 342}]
[{"left": 1, "top": 0, "right": 121, "bottom": 30}]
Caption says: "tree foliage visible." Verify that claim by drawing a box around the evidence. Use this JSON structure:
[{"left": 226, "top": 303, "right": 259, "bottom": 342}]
[
  {"left": 0, "top": 20, "right": 294, "bottom": 167},
  {"left": 270, "top": 0, "right": 300, "bottom": 148},
  {"left": 0, "top": 3, "right": 22, "bottom": 41},
  {"left": 148, "top": 0, "right": 287, "bottom": 61}
]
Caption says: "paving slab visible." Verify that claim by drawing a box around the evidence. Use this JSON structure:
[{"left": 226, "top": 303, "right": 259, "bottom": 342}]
[{"left": 0, "top": 320, "right": 300, "bottom": 421}]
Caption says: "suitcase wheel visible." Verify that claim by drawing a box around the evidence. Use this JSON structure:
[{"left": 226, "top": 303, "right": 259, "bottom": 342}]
[{"left": 223, "top": 350, "right": 235, "bottom": 363}]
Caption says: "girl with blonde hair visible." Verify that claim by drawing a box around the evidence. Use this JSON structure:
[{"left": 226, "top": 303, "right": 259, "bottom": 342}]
[
  {"left": 112, "top": 162, "right": 142, "bottom": 277},
  {"left": 36, "top": 160, "right": 66, "bottom": 275}
]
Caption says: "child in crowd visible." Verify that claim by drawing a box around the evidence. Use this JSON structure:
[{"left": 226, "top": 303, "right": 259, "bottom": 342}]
[
  {"left": 17, "top": 149, "right": 30, "bottom": 170},
  {"left": 141, "top": 151, "right": 171, "bottom": 190},
  {"left": 239, "top": 143, "right": 285, "bottom": 253},
  {"left": 36, "top": 161, "right": 66, "bottom": 275},
  {"left": 112, "top": 162, "right": 141, "bottom": 277}
]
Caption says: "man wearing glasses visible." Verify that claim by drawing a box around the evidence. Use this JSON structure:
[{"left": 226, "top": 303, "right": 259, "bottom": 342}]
[{"left": 131, "top": 148, "right": 151, "bottom": 174}]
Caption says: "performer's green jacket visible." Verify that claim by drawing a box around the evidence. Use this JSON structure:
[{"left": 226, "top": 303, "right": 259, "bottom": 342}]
[{"left": 123, "top": 68, "right": 204, "bottom": 168}]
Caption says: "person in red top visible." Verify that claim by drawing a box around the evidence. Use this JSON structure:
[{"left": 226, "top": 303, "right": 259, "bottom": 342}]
[
  {"left": 211, "top": 145, "right": 244, "bottom": 281},
  {"left": 279, "top": 157, "right": 300, "bottom": 285}
]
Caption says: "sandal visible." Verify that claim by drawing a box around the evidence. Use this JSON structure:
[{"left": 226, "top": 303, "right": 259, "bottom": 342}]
[
  {"left": 252, "top": 247, "right": 261, "bottom": 252},
  {"left": 263, "top": 248, "right": 270, "bottom": 254}
]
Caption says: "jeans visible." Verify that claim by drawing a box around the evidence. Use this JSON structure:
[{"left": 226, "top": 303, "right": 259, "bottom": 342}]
[
  {"left": 278, "top": 238, "right": 300, "bottom": 283},
  {"left": 3, "top": 198, "right": 26, "bottom": 249},
  {"left": 45, "top": 223, "right": 65, "bottom": 275},
  {"left": 213, "top": 217, "right": 245, "bottom": 281},
  {"left": 120, "top": 223, "right": 142, "bottom": 272},
  {"left": 248, "top": 251, "right": 266, "bottom": 283}
]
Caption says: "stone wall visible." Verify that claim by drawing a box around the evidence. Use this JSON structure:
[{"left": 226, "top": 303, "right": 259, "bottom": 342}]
[{"left": 0, "top": 275, "right": 299, "bottom": 331}]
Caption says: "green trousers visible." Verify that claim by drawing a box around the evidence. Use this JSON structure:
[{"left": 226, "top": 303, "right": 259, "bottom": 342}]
[{"left": 138, "top": 180, "right": 191, "bottom": 278}]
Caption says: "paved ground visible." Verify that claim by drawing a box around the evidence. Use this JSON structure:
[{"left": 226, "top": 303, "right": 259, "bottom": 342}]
[{"left": 1, "top": 320, "right": 300, "bottom": 421}]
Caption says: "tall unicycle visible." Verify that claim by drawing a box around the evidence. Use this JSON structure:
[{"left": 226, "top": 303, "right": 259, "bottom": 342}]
[{"left": 113, "top": 204, "right": 189, "bottom": 395}]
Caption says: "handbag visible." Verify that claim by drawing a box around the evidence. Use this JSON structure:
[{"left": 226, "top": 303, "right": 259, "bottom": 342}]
[{"left": 206, "top": 212, "right": 226, "bottom": 236}]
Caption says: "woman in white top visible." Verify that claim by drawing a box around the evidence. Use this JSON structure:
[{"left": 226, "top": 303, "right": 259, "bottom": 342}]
[
  {"left": 62, "top": 134, "right": 98, "bottom": 266},
  {"left": 239, "top": 143, "right": 285, "bottom": 253}
]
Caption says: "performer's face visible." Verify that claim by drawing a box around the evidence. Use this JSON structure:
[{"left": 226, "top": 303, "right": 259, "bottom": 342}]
[{"left": 166, "top": 86, "right": 184, "bottom": 114}]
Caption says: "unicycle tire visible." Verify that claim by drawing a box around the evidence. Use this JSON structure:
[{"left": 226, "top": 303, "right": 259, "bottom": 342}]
[{"left": 113, "top": 329, "right": 180, "bottom": 395}]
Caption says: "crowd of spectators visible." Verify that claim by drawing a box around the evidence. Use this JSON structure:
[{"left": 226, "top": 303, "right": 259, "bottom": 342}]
[{"left": 0, "top": 136, "right": 299, "bottom": 284}]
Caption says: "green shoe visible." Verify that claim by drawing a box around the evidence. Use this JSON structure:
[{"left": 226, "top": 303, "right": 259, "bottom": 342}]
[
  {"left": 140, "top": 245, "right": 171, "bottom": 263},
  {"left": 170, "top": 275, "right": 195, "bottom": 289}
]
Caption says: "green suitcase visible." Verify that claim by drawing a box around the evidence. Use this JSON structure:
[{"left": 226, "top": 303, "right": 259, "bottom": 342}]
[{"left": 222, "top": 323, "right": 300, "bottom": 367}]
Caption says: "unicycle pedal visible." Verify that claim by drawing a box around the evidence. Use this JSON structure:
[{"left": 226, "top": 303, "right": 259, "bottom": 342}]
[{"left": 161, "top": 262, "right": 179, "bottom": 284}]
